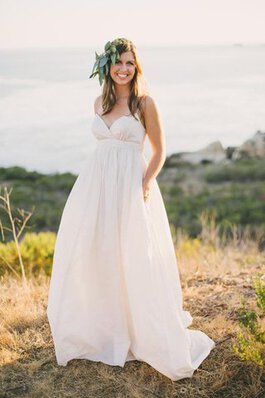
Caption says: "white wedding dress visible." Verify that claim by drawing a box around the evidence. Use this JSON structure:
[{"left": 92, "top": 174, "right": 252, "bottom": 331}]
[{"left": 46, "top": 110, "right": 215, "bottom": 381}]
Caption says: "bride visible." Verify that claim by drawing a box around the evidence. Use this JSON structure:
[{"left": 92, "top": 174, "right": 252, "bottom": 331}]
[{"left": 47, "top": 37, "right": 215, "bottom": 381}]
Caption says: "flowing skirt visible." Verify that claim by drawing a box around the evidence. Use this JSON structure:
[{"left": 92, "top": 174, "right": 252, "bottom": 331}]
[{"left": 47, "top": 139, "right": 215, "bottom": 381}]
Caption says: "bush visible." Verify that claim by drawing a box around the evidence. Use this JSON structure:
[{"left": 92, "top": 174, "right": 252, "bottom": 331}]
[
  {"left": 233, "top": 273, "right": 265, "bottom": 366},
  {"left": 164, "top": 183, "right": 265, "bottom": 238},
  {"left": 0, "top": 166, "right": 77, "bottom": 238},
  {"left": 204, "top": 159, "right": 265, "bottom": 183},
  {"left": 0, "top": 232, "right": 56, "bottom": 277}
]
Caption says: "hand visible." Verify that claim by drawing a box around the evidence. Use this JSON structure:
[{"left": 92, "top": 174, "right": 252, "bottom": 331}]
[{"left": 142, "top": 178, "right": 151, "bottom": 202}]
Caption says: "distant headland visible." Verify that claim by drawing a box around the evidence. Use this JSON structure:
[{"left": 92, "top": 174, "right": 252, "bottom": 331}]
[{"left": 166, "top": 130, "right": 265, "bottom": 166}]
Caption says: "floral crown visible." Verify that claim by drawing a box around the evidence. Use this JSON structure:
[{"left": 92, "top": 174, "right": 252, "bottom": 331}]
[{"left": 89, "top": 38, "right": 124, "bottom": 86}]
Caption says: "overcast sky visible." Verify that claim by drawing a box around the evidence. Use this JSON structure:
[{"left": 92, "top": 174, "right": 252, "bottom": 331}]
[{"left": 0, "top": 0, "right": 265, "bottom": 49}]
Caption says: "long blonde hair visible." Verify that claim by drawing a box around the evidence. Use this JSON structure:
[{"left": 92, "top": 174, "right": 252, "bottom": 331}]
[{"left": 100, "top": 38, "right": 149, "bottom": 127}]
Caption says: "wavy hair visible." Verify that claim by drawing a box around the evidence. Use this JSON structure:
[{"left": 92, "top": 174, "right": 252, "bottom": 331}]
[{"left": 100, "top": 38, "right": 149, "bottom": 127}]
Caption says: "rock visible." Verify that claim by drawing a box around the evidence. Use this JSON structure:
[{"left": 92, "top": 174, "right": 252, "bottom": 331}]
[
  {"left": 165, "top": 130, "right": 265, "bottom": 166},
  {"left": 232, "top": 130, "right": 265, "bottom": 159},
  {"left": 177, "top": 141, "right": 226, "bottom": 164}
]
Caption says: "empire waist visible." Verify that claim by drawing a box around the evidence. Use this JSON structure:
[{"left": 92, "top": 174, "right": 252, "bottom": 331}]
[{"left": 96, "top": 137, "right": 143, "bottom": 152}]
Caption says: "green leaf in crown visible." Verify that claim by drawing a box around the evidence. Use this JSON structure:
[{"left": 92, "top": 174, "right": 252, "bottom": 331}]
[
  {"left": 104, "top": 41, "right": 111, "bottom": 51},
  {"left": 89, "top": 39, "right": 123, "bottom": 86}
]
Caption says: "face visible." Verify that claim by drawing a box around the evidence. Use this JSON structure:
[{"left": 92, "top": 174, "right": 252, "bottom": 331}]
[{"left": 109, "top": 51, "right": 136, "bottom": 86}]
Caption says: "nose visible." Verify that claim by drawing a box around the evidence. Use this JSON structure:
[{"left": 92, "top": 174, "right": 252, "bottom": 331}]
[{"left": 118, "top": 64, "right": 128, "bottom": 71}]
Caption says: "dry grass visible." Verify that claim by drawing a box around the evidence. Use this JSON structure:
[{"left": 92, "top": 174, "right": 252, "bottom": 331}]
[{"left": 0, "top": 236, "right": 265, "bottom": 398}]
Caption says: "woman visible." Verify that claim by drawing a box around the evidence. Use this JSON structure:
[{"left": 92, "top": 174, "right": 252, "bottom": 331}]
[{"left": 47, "top": 37, "right": 215, "bottom": 381}]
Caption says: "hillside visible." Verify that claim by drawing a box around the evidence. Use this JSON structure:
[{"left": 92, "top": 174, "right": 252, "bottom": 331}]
[{"left": 0, "top": 157, "right": 265, "bottom": 241}]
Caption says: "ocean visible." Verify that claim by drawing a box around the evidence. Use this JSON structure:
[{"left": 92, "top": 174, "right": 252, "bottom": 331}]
[{"left": 0, "top": 44, "right": 264, "bottom": 173}]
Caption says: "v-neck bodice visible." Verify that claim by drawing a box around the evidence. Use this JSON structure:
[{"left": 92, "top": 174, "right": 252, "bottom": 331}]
[
  {"left": 95, "top": 113, "right": 133, "bottom": 130},
  {"left": 91, "top": 112, "right": 146, "bottom": 149}
]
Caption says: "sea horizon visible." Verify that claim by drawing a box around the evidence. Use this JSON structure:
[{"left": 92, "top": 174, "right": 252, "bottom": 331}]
[{"left": 0, "top": 44, "right": 264, "bottom": 173}]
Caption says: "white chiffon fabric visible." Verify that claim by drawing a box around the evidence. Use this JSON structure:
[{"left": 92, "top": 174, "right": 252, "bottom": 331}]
[{"left": 46, "top": 111, "right": 215, "bottom": 381}]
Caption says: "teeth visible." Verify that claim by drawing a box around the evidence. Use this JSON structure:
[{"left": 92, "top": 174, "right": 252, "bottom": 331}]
[{"left": 118, "top": 74, "right": 128, "bottom": 77}]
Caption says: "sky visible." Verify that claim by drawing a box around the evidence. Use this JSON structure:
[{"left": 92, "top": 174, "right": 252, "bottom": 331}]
[{"left": 0, "top": 0, "right": 265, "bottom": 49}]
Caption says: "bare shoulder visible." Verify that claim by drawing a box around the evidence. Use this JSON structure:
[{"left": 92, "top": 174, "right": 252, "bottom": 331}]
[
  {"left": 141, "top": 95, "right": 160, "bottom": 118},
  {"left": 141, "top": 95, "right": 161, "bottom": 123},
  {"left": 144, "top": 94, "right": 158, "bottom": 107},
  {"left": 94, "top": 95, "right": 102, "bottom": 113}
]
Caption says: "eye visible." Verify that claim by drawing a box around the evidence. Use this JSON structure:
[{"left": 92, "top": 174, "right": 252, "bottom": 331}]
[{"left": 116, "top": 60, "right": 134, "bottom": 65}]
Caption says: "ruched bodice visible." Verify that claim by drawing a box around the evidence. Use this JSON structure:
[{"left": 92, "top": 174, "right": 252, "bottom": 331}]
[{"left": 91, "top": 113, "right": 146, "bottom": 151}]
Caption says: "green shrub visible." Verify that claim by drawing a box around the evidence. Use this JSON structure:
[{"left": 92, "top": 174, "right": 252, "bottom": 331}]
[
  {"left": 0, "top": 232, "right": 56, "bottom": 277},
  {"left": 204, "top": 159, "right": 265, "bottom": 183},
  {"left": 0, "top": 166, "right": 77, "bottom": 239},
  {"left": 233, "top": 273, "right": 265, "bottom": 366}
]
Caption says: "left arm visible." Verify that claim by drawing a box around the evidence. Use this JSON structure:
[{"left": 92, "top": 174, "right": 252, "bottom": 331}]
[{"left": 142, "top": 95, "right": 166, "bottom": 200}]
